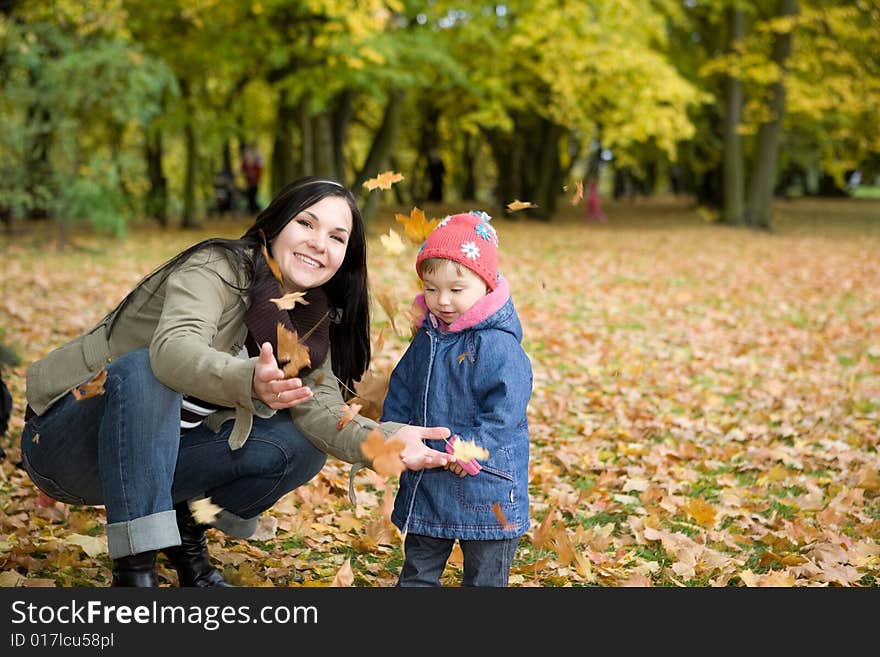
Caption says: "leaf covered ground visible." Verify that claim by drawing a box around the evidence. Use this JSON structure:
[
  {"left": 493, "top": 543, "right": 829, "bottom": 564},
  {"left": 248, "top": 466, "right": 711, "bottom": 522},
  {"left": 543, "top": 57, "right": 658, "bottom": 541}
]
[{"left": 1, "top": 197, "right": 878, "bottom": 587}]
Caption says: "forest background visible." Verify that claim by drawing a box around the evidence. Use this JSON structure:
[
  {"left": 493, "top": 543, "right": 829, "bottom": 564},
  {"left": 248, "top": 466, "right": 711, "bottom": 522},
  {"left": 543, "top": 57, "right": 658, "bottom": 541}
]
[{"left": 0, "top": 0, "right": 878, "bottom": 587}]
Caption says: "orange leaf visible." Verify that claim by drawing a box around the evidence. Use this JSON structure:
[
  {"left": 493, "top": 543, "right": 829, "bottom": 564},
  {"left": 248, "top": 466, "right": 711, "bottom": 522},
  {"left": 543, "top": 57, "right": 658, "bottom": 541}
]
[
  {"left": 270, "top": 291, "right": 309, "bottom": 310},
  {"left": 570, "top": 180, "right": 584, "bottom": 205},
  {"left": 684, "top": 498, "right": 717, "bottom": 528},
  {"left": 359, "top": 429, "right": 406, "bottom": 478},
  {"left": 261, "top": 240, "right": 284, "bottom": 284},
  {"left": 394, "top": 207, "right": 439, "bottom": 245},
  {"left": 492, "top": 503, "right": 516, "bottom": 531},
  {"left": 506, "top": 199, "right": 537, "bottom": 212},
  {"left": 71, "top": 368, "right": 107, "bottom": 400},
  {"left": 337, "top": 402, "right": 363, "bottom": 430},
  {"left": 362, "top": 171, "right": 404, "bottom": 191},
  {"left": 351, "top": 367, "right": 392, "bottom": 421},
  {"left": 374, "top": 290, "right": 399, "bottom": 336},
  {"left": 277, "top": 322, "right": 311, "bottom": 378},
  {"left": 331, "top": 557, "right": 355, "bottom": 587}
]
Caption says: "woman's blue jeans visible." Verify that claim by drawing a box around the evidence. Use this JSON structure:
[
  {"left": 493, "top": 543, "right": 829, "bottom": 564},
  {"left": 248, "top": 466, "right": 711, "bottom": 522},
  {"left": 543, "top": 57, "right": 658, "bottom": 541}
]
[{"left": 20, "top": 348, "right": 326, "bottom": 558}]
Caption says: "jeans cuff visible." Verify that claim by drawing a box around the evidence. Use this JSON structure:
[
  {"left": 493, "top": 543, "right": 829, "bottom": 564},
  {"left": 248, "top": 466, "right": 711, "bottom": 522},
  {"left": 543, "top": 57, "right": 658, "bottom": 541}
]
[
  {"left": 106, "top": 510, "right": 180, "bottom": 558},
  {"left": 212, "top": 509, "right": 258, "bottom": 539}
]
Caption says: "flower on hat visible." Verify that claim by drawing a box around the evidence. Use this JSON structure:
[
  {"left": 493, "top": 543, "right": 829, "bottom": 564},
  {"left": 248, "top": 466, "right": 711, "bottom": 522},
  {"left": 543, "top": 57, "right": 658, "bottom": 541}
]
[{"left": 461, "top": 241, "right": 480, "bottom": 260}]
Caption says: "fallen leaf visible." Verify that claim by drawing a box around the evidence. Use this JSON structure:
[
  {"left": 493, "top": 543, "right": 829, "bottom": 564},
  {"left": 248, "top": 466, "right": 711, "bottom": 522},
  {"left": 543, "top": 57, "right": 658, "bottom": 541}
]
[
  {"left": 570, "top": 180, "right": 584, "bottom": 205},
  {"left": 351, "top": 367, "right": 392, "bottom": 421},
  {"left": 374, "top": 290, "right": 399, "bottom": 336},
  {"left": 453, "top": 438, "right": 489, "bottom": 462},
  {"left": 189, "top": 497, "right": 223, "bottom": 525},
  {"left": 359, "top": 429, "right": 406, "bottom": 478},
  {"left": 363, "top": 171, "right": 404, "bottom": 191},
  {"left": 0, "top": 570, "right": 25, "bottom": 587},
  {"left": 492, "top": 503, "right": 516, "bottom": 531},
  {"left": 64, "top": 533, "right": 107, "bottom": 558},
  {"left": 684, "top": 498, "right": 717, "bottom": 528},
  {"left": 507, "top": 199, "right": 537, "bottom": 212},
  {"left": 260, "top": 239, "right": 284, "bottom": 284},
  {"left": 250, "top": 515, "right": 278, "bottom": 541},
  {"left": 337, "top": 402, "right": 363, "bottom": 430},
  {"left": 331, "top": 557, "right": 355, "bottom": 586},
  {"left": 72, "top": 368, "right": 107, "bottom": 400},
  {"left": 270, "top": 291, "right": 309, "bottom": 310},
  {"left": 277, "top": 323, "right": 311, "bottom": 378},
  {"left": 379, "top": 228, "right": 406, "bottom": 256},
  {"left": 394, "top": 207, "right": 439, "bottom": 245}
]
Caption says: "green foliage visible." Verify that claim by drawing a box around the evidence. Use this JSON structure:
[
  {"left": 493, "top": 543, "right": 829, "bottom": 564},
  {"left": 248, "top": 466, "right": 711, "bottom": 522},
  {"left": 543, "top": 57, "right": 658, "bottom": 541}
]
[{"left": 0, "top": 2, "right": 177, "bottom": 231}]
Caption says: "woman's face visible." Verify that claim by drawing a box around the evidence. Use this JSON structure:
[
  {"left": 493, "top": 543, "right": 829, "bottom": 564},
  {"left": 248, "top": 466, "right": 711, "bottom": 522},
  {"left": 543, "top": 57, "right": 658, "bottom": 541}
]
[{"left": 270, "top": 195, "right": 353, "bottom": 293}]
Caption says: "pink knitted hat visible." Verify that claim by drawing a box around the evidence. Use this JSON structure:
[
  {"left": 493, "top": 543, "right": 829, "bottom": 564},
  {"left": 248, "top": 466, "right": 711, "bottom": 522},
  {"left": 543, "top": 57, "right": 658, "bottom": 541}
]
[{"left": 415, "top": 211, "right": 500, "bottom": 290}]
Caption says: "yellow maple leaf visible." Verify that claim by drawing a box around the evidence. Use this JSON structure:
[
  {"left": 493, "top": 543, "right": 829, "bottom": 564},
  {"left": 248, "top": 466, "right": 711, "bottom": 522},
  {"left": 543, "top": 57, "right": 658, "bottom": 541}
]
[
  {"left": 684, "top": 497, "right": 717, "bottom": 528},
  {"left": 394, "top": 207, "right": 439, "bottom": 245},
  {"left": 72, "top": 368, "right": 107, "bottom": 400},
  {"left": 277, "top": 322, "right": 311, "bottom": 378},
  {"left": 363, "top": 171, "right": 404, "bottom": 191},
  {"left": 453, "top": 438, "right": 489, "bottom": 462},
  {"left": 507, "top": 199, "right": 537, "bottom": 212},
  {"left": 189, "top": 497, "right": 223, "bottom": 525},
  {"left": 359, "top": 429, "right": 405, "bottom": 478},
  {"left": 379, "top": 228, "right": 406, "bottom": 256},
  {"left": 270, "top": 291, "right": 309, "bottom": 310}
]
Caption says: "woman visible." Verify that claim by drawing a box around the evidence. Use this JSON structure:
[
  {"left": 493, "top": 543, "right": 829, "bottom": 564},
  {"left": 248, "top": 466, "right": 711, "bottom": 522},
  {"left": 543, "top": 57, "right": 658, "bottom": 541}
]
[{"left": 20, "top": 176, "right": 452, "bottom": 587}]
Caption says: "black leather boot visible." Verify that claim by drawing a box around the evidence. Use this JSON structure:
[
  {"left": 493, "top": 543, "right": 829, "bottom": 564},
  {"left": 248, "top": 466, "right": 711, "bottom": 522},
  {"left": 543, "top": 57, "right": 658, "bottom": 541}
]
[
  {"left": 111, "top": 550, "right": 158, "bottom": 587},
  {"left": 162, "top": 502, "right": 234, "bottom": 587}
]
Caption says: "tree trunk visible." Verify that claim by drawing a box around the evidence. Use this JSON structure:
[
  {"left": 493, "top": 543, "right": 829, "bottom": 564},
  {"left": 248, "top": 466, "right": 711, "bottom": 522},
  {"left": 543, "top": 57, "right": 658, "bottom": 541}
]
[
  {"left": 353, "top": 89, "right": 405, "bottom": 222},
  {"left": 530, "top": 119, "right": 563, "bottom": 219},
  {"left": 461, "top": 132, "right": 478, "bottom": 201},
  {"left": 487, "top": 130, "right": 519, "bottom": 213},
  {"left": 144, "top": 126, "right": 168, "bottom": 226},
  {"left": 270, "top": 89, "right": 297, "bottom": 196},
  {"left": 312, "top": 112, "right": 335, "bottom": 179},
  {"left": 745, "top": 0, "right": 798, "bottom": 230},
  {"left": 721, "top": 5, "right": 746, "bottom": 225},
  {"left": 181, "top": 119, "right": 199, "bottom": 229},
  {"left": 298, "top": 98, "right": 313, "bottom": 179},
  {"left": 331, "top": 91, "right": 353, "bottom": 184}
]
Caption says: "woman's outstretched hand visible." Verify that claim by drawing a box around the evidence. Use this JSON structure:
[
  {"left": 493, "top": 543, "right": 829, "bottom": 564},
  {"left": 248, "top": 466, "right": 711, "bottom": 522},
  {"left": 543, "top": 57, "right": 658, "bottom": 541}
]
[
  {"left": 393, "top": 425, "right": 455, "bottom": 470},
  {"left": 252, "top": 341, "right": 313, "bottom": 409}
]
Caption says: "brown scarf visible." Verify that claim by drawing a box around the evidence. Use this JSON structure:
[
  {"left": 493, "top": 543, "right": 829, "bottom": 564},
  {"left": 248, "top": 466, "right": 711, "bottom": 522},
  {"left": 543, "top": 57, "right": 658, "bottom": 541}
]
[{"left": 243, "top": 254, "right": 330, "bottom": 377}]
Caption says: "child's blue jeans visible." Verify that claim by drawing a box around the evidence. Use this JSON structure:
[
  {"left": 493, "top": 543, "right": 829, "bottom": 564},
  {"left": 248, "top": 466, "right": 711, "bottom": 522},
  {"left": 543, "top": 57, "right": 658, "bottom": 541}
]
[{"left": 397, "top": 533, "right": 520, "bottom": 587}]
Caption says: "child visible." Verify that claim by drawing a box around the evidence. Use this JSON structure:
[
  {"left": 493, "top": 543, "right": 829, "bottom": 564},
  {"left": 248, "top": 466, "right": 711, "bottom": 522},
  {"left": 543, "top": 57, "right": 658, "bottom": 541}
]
[{"left": 381, "top": 211, "right": 532, "bottom": 587}]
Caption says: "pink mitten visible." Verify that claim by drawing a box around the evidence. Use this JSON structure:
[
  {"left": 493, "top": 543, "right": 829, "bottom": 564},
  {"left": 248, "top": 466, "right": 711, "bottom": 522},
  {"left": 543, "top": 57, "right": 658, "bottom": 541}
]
[{"left": 445, "top": 434, "right": 482, "bottom": 475}]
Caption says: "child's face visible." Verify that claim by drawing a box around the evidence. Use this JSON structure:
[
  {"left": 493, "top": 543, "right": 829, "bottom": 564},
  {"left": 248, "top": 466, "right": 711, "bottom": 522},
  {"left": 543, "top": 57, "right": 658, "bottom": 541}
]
[{"left": 421, "top": 260, "right": 489, "bottom": 325}]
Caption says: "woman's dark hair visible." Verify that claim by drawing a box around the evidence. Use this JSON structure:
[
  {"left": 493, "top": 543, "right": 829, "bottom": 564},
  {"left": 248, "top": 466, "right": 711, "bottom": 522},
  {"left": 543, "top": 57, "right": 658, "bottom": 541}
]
[{"left": 109, "top": 176, "right": 370, "bottom": 393}]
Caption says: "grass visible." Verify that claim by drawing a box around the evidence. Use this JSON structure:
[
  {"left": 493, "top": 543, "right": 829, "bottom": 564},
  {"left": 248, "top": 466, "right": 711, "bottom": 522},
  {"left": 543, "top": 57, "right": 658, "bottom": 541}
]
[{"left": 1, "top": 194, "right": 879, "bottom": 587}]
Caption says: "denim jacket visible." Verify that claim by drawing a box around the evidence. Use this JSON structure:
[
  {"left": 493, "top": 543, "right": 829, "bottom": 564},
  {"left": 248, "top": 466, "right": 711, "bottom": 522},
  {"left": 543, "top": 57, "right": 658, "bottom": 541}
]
[{"left": 381, "top": 276, "right": 532, "bottom": 540}]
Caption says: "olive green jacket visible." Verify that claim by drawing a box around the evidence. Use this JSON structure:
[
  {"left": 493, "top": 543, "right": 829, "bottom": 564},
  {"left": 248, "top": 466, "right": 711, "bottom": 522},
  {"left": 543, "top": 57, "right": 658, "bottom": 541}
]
[{"left": 25, "top": 246, "right": 402, "bottom": 485}]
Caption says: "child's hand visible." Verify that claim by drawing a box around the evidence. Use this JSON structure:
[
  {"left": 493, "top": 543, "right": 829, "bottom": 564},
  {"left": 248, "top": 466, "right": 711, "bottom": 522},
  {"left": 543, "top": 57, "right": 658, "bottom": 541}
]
[
  {"left": 445, "top": 461, "right": 468, "bottom": 478},
  {"left": 444, "top": 435, "right": 482, "bottom": 475}
]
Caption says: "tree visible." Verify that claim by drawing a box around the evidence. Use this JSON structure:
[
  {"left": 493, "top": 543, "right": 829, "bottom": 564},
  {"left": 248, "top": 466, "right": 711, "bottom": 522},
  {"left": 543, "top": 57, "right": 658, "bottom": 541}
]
[{"left": 745, "top": 0, "right": 798, "bottom": 230}]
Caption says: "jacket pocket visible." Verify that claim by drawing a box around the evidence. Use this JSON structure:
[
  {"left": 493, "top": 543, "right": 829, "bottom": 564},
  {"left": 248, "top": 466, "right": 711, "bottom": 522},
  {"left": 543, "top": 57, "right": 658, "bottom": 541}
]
[{"left": 454, "top": 446, "right": 517, "bottom": 513}]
